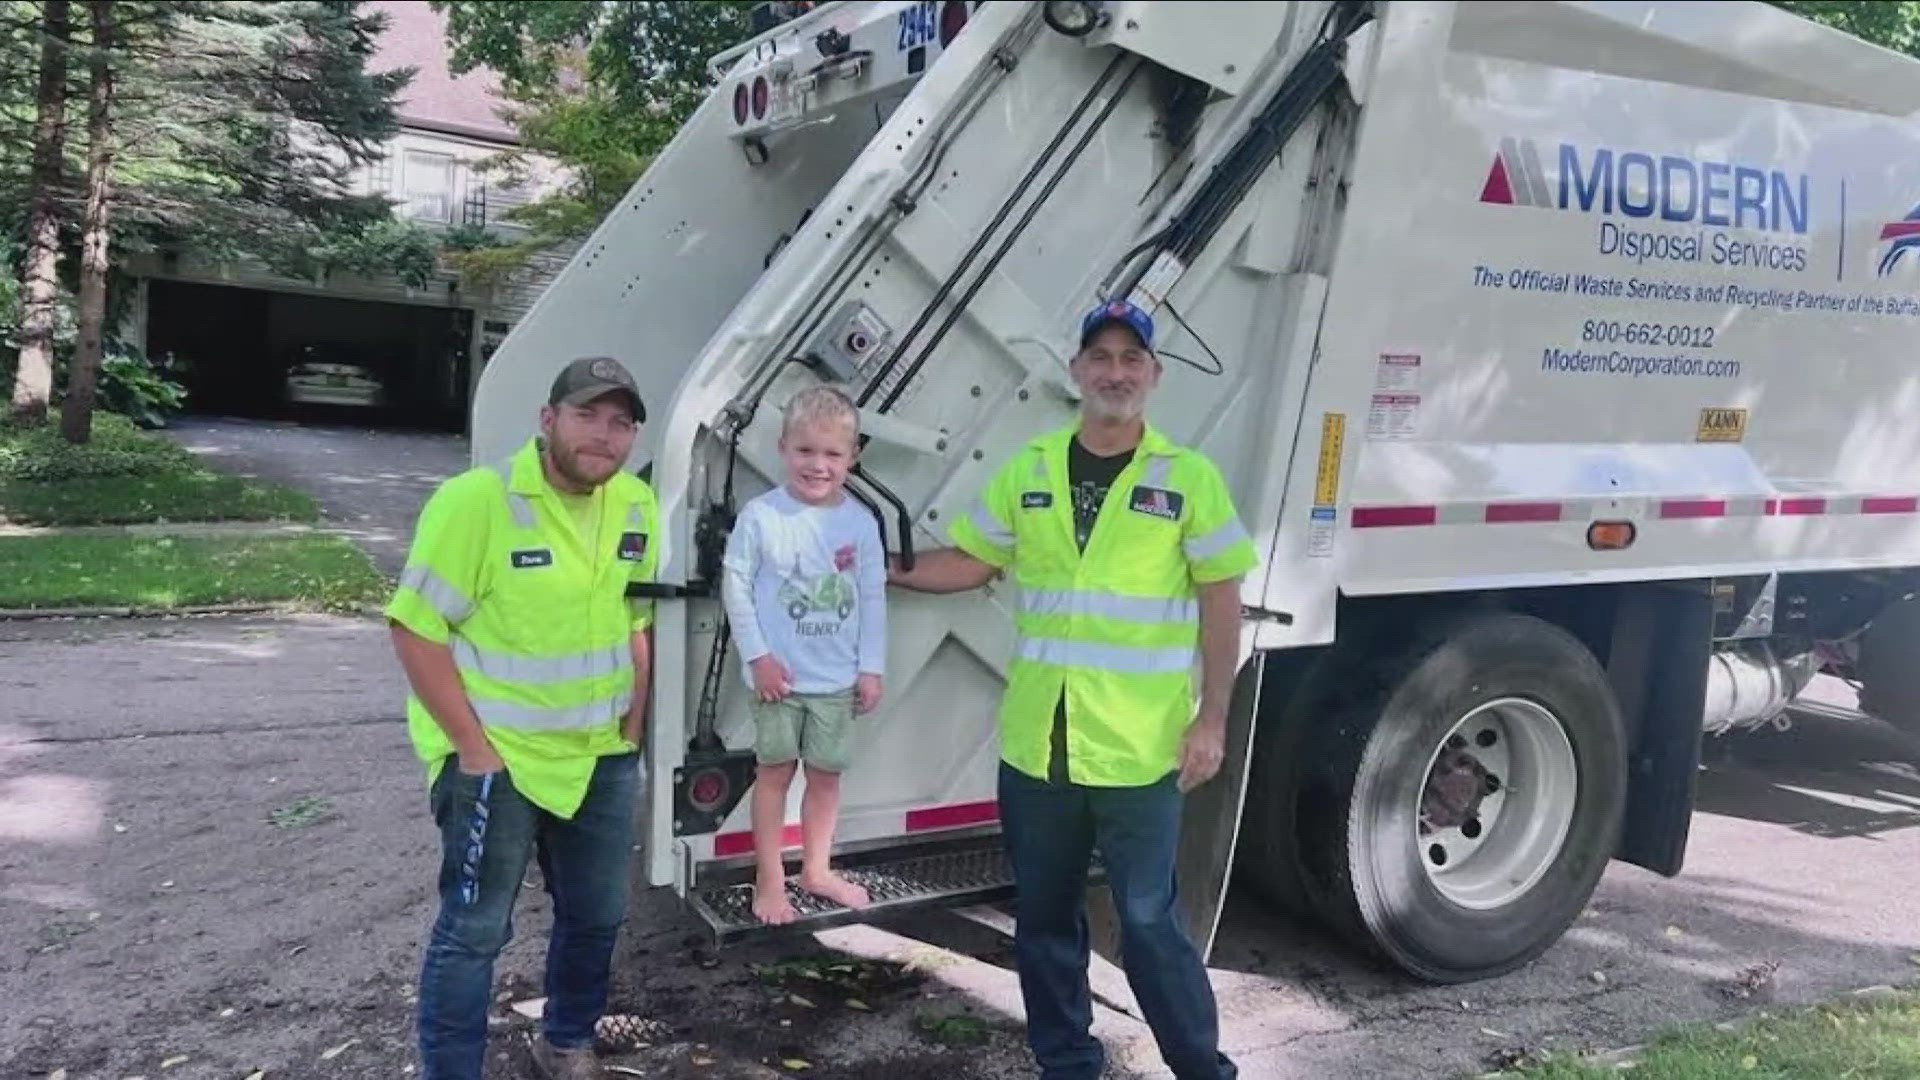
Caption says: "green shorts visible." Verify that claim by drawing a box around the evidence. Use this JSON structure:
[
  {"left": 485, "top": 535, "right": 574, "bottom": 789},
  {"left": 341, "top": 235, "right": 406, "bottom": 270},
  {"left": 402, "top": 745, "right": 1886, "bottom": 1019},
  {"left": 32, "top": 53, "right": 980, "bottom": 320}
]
[{"left": 753, "top": 690, "right": 856, "bottom": 773}]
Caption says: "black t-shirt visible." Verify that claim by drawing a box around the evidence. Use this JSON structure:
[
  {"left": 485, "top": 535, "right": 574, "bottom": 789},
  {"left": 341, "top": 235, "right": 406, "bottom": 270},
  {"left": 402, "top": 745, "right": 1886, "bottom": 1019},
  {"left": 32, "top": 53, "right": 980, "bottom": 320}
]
[{"left": 1050, "top": 437, "right": 1135, "bottom": 783}]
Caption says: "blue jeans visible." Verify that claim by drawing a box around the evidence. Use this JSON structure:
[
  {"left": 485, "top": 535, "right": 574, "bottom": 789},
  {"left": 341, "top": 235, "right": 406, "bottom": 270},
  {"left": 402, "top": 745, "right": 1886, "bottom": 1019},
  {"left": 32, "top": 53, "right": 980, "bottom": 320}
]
[
  {"left": 998, "top": 763, "right": 1236, "bottom": 1080},
  {"left": 417, "top": 752, "right": 639, "bottom": 1080}
]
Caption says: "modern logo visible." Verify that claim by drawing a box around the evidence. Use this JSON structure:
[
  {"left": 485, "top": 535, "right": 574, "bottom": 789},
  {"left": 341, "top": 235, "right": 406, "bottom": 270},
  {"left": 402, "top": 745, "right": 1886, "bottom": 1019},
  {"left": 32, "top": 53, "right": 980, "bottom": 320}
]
[
  {"left": 1480, "top": 137, "right": 1555, "bottom": 208},
  {"left": 1878, "top": 203, "right": 1920, "bottom": 276},
  {"left": 1479, "top": 136, "right": 1809, "bottom": 236},
  {"left": 1128, "top": 485, "right": 1183, "bottom": 521}
]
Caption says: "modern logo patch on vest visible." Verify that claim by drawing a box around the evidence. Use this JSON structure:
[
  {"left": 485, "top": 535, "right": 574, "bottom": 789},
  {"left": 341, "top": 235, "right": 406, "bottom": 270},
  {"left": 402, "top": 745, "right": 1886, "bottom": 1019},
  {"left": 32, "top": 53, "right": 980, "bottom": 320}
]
[
  {"left": 1020, "top": 491, "right": 1054, "bottom": 509},
  {"left": 510, "top": 548, "right": 554, "bottom": 569},
  {"left": 617, "top": 531, "right": 649, "bottom": 562},
  {"left": 1128, "top": 485, "right": 1184, "bottom": 521}
]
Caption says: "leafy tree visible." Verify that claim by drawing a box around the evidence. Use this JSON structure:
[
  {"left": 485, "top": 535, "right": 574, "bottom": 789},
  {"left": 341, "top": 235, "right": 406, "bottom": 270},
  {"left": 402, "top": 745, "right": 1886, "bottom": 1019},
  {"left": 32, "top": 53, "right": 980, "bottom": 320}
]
[
  {"left": 429, "top": 0, "right": 755, "bottom": 273},
  {"left": 1771, "top": 1, "right": 1920, "bottom": 56},
  {"left": 3, "top": 0, "right": 429, "bottom": 440}
]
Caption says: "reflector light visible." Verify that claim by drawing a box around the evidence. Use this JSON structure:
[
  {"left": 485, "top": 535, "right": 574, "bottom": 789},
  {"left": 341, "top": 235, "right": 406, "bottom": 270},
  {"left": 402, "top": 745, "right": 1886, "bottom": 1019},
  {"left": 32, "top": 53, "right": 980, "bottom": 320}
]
[{"left": 1587, "top": 521, "right": 1636, "bottom": 551}]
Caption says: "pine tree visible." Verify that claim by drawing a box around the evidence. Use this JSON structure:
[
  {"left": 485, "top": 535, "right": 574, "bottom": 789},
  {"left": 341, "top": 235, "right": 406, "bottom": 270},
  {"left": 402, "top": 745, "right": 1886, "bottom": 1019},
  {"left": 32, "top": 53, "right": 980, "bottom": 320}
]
[{"left": 8, "top": 0, "right": 71, "bottom": 423}]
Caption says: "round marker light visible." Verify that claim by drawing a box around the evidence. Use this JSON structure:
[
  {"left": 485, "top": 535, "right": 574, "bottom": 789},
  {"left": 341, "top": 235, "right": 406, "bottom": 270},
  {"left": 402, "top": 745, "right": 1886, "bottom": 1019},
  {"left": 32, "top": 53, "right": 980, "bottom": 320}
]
[
  {"left": 733, "top": 83, "right": 750, "bottom": 125},
  {"left": 1043, "top": 0, "right": 1103, "bottom": 37},
  {"left": 751, "top": 76, "right": 770, "bottom": 120},
  {"left": 689, "top": 769, "right": 727, "bottom": 810},
  {"left": 938, "top": 0, "right": 969, "bottom": 47}
]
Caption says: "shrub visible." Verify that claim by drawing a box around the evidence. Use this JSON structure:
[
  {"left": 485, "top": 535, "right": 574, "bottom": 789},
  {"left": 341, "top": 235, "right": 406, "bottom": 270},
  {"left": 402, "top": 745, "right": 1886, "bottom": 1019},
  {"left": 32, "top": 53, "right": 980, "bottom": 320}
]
[
  {"left": 0, "top": 412, "right": 196, "bottom": 481},
  {"left": 97, "top": 343, "right": 190, "bottom": 429}
]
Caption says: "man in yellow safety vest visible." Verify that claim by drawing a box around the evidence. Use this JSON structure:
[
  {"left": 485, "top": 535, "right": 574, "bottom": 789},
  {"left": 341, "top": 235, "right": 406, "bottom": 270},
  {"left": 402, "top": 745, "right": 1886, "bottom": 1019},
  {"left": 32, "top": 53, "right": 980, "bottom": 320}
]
[
  {"left": 388, "top": 355, "right": 659, "bottom": 1080},
  {"left": 890, "top": 300, "right": 1256, "bottom": 1080}
]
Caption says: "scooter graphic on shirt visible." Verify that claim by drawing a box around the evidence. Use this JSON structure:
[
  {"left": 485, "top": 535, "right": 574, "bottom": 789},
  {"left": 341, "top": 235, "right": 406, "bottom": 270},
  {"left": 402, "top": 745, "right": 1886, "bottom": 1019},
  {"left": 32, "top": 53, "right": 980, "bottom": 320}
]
[{"left": 777, "top": 545, "right": 857, "bottom": 623}]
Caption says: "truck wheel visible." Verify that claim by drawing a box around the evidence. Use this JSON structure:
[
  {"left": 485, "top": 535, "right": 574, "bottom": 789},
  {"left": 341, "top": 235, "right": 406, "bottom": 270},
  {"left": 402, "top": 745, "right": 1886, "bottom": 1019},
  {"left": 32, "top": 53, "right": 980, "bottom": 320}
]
[{"left": 1299, "top": 612, "right": 1626, "bottom": 983}]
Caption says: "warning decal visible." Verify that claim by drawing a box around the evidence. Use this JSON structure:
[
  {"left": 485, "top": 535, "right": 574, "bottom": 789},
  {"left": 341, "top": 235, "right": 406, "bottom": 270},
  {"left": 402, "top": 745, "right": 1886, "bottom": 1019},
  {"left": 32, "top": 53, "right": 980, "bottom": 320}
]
[{"left": 1314, "top": 412, "right": 1345, "bottom": 506}]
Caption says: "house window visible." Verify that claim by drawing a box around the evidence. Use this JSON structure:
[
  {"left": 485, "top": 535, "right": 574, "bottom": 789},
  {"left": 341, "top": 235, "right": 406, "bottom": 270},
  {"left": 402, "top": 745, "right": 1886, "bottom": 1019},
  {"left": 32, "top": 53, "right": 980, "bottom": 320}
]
[
  {"left": 368, "top": 153, "right": 394, "bottom": 193},
  {"left": 463, "top": 179, "right": 487, "bottom": 227},
  {"left": 402, "top": 150, "right": 456, "bottom": 222}
]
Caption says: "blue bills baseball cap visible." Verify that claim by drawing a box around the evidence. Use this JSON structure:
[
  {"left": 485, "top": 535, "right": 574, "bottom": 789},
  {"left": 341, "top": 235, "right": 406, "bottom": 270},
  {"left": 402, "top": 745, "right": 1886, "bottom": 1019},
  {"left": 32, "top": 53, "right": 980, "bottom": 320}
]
[{"left": 1078, "top": 299, "right": 1155, "bottom": 351}]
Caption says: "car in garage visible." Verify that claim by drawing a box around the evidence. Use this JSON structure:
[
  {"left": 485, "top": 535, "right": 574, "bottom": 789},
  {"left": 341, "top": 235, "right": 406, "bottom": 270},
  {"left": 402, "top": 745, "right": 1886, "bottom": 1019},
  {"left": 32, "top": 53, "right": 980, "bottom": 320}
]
[{"left": 284, "top": 347, "right": 387, "bottom": 412}]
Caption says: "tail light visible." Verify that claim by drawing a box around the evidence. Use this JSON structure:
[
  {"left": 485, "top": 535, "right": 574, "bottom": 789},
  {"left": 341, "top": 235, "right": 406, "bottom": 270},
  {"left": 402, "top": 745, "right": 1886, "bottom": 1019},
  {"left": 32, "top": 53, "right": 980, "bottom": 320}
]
[
  {"left": 751, "top": 76, "right": 770, "bottom": 120},
  {"left": 732, "top": 83, "right": 750, "bottom": 125},
  {"left": 938, "top": 0, "right": 969, "bottom": 47}
]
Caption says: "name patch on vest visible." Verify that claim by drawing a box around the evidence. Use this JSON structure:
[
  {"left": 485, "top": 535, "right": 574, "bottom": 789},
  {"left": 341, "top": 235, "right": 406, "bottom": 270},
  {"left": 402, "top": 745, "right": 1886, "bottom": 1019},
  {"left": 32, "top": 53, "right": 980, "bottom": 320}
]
[
  {"left": 1128, "top": 485, "right": 1184, "bottom": 521},
  {"left": 1020, "top": 491, "right": 1053, "bottom": 509},
  {"left": 617, "top": 531, "right": 649, "bottom": 562},
  {"left": 509, "top": 548, "right": 554, "bottom": 569}
]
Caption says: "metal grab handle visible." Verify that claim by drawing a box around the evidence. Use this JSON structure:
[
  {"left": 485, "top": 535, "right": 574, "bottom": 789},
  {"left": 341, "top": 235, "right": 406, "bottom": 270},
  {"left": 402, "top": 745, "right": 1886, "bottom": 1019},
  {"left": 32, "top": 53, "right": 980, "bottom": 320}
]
[{"left": 852, "top": 462, "right": 915, "bottom": 572}]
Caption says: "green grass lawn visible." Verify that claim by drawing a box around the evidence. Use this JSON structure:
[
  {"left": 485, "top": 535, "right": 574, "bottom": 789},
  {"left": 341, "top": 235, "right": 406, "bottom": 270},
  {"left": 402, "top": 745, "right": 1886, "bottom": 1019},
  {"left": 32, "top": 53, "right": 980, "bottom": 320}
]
[
  {"left": 0, "top": 471, "right": 316, "bottom": 526},
  {"left": 0, "top": 532, "right": 390, "bottom": 611},
  {"left": 1491, "top": 989, "right": 1920, "bottom": 1079},
  {"left": 0, "top": 414, "right": 316, "bottom": 526}
]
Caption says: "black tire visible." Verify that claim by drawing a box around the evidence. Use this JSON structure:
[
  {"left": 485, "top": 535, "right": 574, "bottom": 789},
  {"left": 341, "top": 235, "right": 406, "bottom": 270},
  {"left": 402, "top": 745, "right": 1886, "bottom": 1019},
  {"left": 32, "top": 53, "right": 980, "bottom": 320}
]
[
  {"left": 1297, "top": 612, "right": 1627, "bottom": 983},
  {"left": 1238, "top": 647, "right": 1342, "bottom": 918}
]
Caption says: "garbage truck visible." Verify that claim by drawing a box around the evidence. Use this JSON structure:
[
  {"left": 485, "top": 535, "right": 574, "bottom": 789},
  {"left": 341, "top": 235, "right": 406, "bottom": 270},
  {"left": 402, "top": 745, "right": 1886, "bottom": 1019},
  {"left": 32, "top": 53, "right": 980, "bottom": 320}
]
[{"left": 466, "top": 0, "right": 1920, "bottom": 984}]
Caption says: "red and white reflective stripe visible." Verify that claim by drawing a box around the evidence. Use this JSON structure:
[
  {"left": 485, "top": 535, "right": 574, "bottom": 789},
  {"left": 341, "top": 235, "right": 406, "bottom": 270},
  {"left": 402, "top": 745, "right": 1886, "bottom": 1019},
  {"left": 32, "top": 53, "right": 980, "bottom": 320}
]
[
  {"left": 1348, "top": 495, "right": 1920, "bottom": 528},
  {"left": 708, "top": 799, "right": 1000, "bottom": 858},
  {"left": 905, "top": 799, "right": 1000, "bottom": 831}
]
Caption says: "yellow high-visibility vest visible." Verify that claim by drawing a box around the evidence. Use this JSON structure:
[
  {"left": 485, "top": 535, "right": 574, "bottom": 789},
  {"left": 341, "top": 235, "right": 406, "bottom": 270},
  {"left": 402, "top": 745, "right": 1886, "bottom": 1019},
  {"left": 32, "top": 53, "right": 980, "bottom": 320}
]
[
  {"left": 951, "top": 422, "right": 1259, "bottom": 787},
  {"left": 386, "top": 438, "right": 659, "bottom": 818}
]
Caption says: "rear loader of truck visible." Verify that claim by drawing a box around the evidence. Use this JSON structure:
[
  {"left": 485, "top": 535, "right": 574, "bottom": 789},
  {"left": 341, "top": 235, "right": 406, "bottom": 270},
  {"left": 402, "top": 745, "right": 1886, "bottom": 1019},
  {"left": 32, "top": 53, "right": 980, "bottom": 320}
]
[{"left": 469, "top": 0, "right": 1920, "bottom": 984}]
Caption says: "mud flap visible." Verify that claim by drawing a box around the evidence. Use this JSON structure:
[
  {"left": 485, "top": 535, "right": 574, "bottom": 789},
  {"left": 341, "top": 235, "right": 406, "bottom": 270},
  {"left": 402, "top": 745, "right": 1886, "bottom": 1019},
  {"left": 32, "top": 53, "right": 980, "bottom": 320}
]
[
  {"left": 1090, "top": 658, "right": 1266, "bottom": 964},
  {"left": 1606, "top": 582, "right": 1713, "bottom": 877}
]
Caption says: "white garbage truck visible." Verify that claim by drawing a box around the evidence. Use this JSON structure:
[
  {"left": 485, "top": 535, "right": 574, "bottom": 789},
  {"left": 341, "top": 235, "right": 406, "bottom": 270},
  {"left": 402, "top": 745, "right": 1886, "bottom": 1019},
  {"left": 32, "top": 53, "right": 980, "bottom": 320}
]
[{"left": 467, "top": 0, "right": 1920, "bottom": 983}]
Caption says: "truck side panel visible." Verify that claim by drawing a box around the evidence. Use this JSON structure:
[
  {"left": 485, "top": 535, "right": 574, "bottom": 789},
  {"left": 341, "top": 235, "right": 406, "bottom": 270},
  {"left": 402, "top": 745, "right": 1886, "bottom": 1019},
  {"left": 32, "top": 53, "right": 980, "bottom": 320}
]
[{"left": 1302, "top": 1, "right": 1920, "bottom": 602}]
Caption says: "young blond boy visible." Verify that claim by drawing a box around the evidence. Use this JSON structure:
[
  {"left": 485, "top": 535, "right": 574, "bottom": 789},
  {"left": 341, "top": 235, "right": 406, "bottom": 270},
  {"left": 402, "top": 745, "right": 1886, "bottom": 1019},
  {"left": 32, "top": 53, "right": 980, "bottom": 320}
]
[{"left": 721, "top": 386, "right": 886, "bottom": 924}]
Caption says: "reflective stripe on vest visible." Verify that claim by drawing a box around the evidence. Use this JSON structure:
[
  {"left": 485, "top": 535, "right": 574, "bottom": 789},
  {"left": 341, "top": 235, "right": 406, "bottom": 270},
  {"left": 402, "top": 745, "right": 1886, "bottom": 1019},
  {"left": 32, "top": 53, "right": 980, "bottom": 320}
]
[
  {"left": 399, "top": 563, "right": 475, "bottom": 623},
  {"left": 1184, "top": 517, "right": 1251, "bottom": 561},
  {"left": 969, "top": 499, "right": 1014, "bottom": 548},
  {"left": 1019, "top": 587, "right": 1196, "bottom": 625},
  {"left": 471, "top": 687, "right": 633, "bottom": 731},
  {"left": 1141, "top": 455, "right": 1172, "bottom": 487},
  {"left": 489, "top": 460, "right": 537, "bottom": 528},
  {"left": 1015, "top": 636, "right": 1193, "bottom": 674},
  {"left": 452, "top": 637, "right": 629, "bottom": 685}
]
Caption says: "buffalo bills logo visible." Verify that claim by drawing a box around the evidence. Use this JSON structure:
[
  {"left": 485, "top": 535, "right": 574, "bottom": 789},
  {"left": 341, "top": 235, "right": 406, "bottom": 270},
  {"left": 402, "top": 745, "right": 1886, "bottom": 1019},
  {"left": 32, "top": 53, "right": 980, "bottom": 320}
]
[
  {"left": 617, "top": 532, "right": 648, "bottom": 562},
  {"left": 1879, "top": 203, "right": 1920, "bottom": 277}
]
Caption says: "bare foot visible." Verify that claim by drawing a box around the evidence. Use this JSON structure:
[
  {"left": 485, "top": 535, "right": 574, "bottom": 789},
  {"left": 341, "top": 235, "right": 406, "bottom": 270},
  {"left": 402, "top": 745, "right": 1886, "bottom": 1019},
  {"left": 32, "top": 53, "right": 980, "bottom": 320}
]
[
  {"left": 754, "top": 876, "right": 797, "bottom": 925},
  {"left": 799, "top": 869, "right": 870, "bottom": 910}
]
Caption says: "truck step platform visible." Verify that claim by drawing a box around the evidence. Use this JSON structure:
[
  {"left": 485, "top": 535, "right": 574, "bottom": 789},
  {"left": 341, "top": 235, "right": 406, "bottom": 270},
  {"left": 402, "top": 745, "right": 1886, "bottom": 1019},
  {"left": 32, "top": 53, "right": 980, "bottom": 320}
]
[{"left": 689, "top": 838, "right": 1017, "bottom": 945}]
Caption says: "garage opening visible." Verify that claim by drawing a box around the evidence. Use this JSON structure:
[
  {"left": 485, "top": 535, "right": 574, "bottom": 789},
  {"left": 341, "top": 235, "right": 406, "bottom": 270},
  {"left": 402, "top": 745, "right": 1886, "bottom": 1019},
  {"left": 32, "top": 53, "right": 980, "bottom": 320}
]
[{"left": 146, "top": 279, "right": 475, "bottom": 432}]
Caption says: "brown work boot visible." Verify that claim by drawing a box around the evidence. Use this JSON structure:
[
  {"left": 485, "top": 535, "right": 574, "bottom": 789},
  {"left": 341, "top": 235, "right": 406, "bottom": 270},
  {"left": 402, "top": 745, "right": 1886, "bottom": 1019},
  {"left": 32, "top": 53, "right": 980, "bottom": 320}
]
[{"left": 529, "top": 1037, "right": 604, "bottom": 1079}]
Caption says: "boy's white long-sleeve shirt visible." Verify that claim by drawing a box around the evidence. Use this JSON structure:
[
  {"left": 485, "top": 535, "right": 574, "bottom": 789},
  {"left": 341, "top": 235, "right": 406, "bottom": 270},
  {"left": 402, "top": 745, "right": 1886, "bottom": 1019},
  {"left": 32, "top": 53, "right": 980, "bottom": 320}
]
[{"left": 720, "top": 486, "right": 886, "bottom": 694}]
